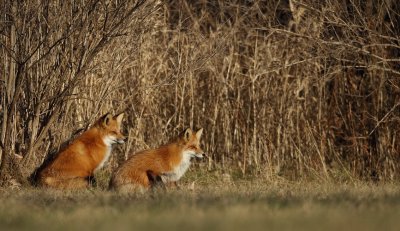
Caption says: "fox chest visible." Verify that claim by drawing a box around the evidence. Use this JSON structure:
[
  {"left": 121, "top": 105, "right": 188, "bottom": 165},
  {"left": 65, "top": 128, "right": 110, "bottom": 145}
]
[
  {"left": 93, "top": 136, "right": 116, "bottom": 172},
  {"left": 94, "top": 146, "right": 112, "bottom": 172},
  {"left": 162, "top": 152, "right": 192, "bottom": 182}
]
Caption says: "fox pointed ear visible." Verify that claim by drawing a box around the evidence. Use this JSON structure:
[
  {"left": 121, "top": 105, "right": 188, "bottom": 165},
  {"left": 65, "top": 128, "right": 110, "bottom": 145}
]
[
  {"left": 184, "top": 128, "right": 192, "bottom": 141},
  {"left": 115, "top": 113, "right": 124, "bottom": 124},
  {"left": 196, "top": 128, "right": 203, "bottom": 139},
  {"left": 103, "top": 113, "right": 113, "bottom": 126}
]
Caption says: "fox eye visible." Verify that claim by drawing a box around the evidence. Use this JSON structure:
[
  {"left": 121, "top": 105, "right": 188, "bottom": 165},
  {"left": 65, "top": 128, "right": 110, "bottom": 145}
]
[
  {"left": 188, "top": 145, "right": 196, "bottom": 150},
  {"left": 112, "top": 131, "right": 118, "bottom": 135}
]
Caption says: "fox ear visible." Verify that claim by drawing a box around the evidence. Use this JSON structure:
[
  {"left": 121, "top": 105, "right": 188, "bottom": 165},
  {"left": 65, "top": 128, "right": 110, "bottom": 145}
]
[
  {"left": 196, "top": 128, "right": 203, "bottom": 139},
  {"left": 184, "top": 128, "right": 192, "bottom": 141},
  {"left": 103, "top": 113, "right": 113, "bottom": 126},
  {"left": 115, "top": 113, "right": 124, "bottom": 124}
]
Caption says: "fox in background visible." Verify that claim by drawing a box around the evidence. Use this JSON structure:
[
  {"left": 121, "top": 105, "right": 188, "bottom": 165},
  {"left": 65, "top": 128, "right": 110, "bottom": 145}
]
[
  {"left": 110, "top": 128, "right": 205, "bottom": 192},
  {"left": 34, "top": 113, "right": 126, "bottom": 189}
]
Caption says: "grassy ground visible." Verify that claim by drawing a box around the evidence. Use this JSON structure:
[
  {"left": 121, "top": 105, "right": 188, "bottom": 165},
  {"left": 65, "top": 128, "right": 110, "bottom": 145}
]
[{"left": 1, "top": 175, "right": 400, "bottom": 231}]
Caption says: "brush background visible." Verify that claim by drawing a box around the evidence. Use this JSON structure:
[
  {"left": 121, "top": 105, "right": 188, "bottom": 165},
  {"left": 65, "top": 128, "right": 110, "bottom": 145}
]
[{"left": 1, "top": 0, "right": 400, "bottom": 185}]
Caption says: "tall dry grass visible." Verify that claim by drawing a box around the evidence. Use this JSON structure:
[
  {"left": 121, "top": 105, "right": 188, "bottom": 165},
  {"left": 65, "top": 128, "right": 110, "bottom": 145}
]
[{"left": 1, "top": 0, "right": 400, "bottom": 186}]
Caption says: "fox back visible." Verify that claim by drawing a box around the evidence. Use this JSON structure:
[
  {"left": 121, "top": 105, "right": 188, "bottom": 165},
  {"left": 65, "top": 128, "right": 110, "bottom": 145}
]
[
  {"left": 36, "top": 113, "right": 126, "bottom": 189},
  {"left": 110, "top": 128, "right": 204, "bottom": 192}
]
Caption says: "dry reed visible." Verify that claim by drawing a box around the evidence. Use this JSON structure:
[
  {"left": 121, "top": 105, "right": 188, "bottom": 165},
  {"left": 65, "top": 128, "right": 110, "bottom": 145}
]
[{"left": 0, "top": 0, "right": 399, "bottom": 186}]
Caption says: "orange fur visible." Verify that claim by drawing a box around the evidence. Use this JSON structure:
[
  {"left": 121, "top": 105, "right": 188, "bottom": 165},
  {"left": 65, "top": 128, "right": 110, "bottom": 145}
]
[
  {"left": 110, "top": 128, "right": 204, "bottom": 192},
  {"left": 37, "top": 113, "right": 126, "bottom": 189}
]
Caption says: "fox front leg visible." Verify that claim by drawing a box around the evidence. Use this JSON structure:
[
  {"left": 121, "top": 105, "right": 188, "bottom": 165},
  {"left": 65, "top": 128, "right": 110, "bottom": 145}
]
[{"left": 147, "top": 170, "right": 166, "bottom": 191}]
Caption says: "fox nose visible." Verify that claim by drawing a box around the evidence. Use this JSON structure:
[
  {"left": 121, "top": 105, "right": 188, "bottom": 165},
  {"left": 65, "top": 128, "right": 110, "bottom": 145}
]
[{"left": 195, "top": 153, "right": 206, "bottom": 159}]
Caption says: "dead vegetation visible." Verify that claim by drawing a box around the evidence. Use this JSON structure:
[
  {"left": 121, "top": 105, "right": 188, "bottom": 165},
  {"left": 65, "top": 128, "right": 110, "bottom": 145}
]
[{"left": 1, "top": 0, "right": 400, "bottom": 187}]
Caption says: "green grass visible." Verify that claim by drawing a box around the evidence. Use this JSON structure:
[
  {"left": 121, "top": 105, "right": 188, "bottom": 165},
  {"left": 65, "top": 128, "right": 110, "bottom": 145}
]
[{"left": 1, "top": 178, "right": 400, "bottom": 231}]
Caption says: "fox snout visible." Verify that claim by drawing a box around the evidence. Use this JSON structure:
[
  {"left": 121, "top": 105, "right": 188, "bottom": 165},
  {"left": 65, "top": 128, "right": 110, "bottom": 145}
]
[
  {"left": 113, "top": 133, "right": 127, "bottom": 144},
  {"left": 103, "top": 134, "right": 126, "bottom": 145},
  {"left": 115, "top": 137, "right": 127, "bottom": 144},
  {"left": 117, "top": 136, "right": 127, "bottom": 144},
  {"left": 194, "top": 152, "right": 206, "bottom": 159}
]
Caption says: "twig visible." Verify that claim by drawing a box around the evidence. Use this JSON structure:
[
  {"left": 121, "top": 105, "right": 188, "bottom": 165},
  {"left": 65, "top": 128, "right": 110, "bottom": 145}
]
[{"left": 369, "top": 102, "right": 400, "bottom": 136}]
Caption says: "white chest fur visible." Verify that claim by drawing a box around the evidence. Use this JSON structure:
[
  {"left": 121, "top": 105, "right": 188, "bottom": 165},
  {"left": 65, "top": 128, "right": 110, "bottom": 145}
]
[
  {"left": 95, "top": 146, "right": 111, "bottom": 172},
  {"left": 162, "top": 150, "right": 194, "bottom": 182},
  {"left": 95, "top": 136, "right": 114, "bottom": 172}
]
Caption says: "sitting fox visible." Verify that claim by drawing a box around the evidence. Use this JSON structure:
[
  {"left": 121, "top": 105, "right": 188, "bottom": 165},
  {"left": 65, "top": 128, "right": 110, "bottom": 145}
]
[
  {"left": 110, "top": 128, "right": 204, "bottom": 192},
  {"left": 36, "top": 113, "right": 126, "bottom": 189}
]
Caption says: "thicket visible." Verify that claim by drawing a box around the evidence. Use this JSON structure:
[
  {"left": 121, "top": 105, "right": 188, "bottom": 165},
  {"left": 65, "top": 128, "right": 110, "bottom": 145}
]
[{"left": 1, "top": 0, "right": 399, "bottom": 187}]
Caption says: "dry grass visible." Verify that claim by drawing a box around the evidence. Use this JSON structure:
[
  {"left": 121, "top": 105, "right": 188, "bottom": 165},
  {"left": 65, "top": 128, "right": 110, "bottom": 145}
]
[{"left": 1, "top": 177, "right": 400, "bottom": 231}]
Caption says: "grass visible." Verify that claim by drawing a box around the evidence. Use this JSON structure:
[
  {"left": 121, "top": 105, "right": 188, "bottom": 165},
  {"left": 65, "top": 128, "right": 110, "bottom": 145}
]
[{"left": 1, "top": 174, "right": 400, "bottom": 231}]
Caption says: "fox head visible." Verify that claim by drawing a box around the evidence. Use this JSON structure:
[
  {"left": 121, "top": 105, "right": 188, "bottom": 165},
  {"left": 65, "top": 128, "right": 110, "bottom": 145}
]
[
  {"left": 180, "top": 128, "right": 205, "bottom": 159},
  {"left": 97, "top": 113, "right": 126, "bottom": 145}
]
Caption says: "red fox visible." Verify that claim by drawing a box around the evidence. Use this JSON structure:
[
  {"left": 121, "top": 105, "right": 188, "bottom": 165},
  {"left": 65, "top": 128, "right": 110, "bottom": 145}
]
[
  {"left": 110, "top": 128, "right": 204, "bottom": 192},
  {"left": 36, "top": 113, "right": 126, "bottom": 189}
]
